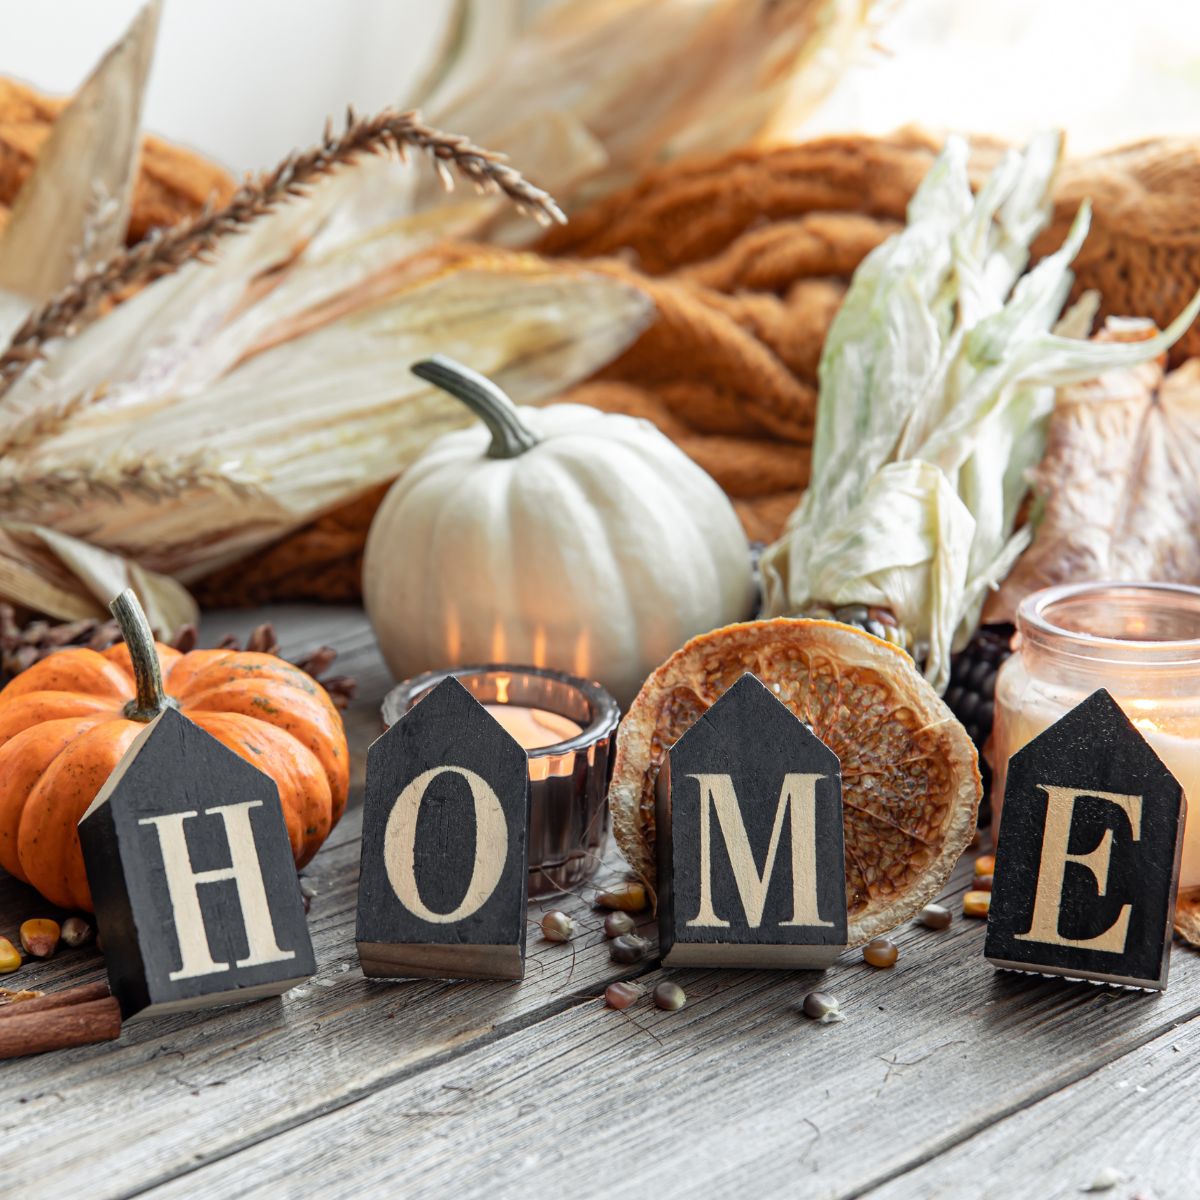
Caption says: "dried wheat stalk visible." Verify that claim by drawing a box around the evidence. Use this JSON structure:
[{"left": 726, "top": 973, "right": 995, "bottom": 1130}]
[
  {"left": 0, "top": 450, "right": 263, "bottom": 511},
  {"left": 0, "top": 106, "right": 566, "bottom": 399}
]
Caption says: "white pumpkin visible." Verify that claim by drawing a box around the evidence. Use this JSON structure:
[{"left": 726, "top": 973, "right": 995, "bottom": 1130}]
[{"left": 364, "top": 356, "right": 754, "bottom": 707}]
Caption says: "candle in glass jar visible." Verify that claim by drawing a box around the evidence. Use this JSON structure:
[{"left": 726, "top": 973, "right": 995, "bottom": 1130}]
[
  {"left": 382, "top": 664, "right": 620, "bottom": 896},
  {"left": 995, "top": 698, "right": 1200, "bottom": 887},
  {"left": 992, "top": 582, "right": 1200, "bottom": 891}
]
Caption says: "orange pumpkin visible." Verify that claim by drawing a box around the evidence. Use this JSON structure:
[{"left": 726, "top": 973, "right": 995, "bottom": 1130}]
[{"left": 0, "top": 591, "right": 349, "bottom": 911}]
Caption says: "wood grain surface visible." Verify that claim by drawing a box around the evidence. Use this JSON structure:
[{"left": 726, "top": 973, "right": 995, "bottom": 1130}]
[{"left": 1, "top": 607, "right": 1197, "bottom": 1200}]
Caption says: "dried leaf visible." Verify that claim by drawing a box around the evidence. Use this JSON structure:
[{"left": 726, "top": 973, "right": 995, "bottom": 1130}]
[
  {"left": 0, "top": 521, "right": 195, "bottom": 629},
  {"left": 0, "top": 1, "right": 160, "bottom": 300},
  {"left": 1175, "top": 888, "right": 1200, "bottom": 947},
  {"left": 985, "top": 328, "right": 1200, "bottom": 623}
]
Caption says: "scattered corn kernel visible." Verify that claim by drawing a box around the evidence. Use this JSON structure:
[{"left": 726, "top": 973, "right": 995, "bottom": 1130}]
[
  {"left": 963, "top": 890, "right": 992, "bottom": 918},
  {"left": 801, "top": 991, "right": 844, "bottom": 1023},
  {"left": 973, "top": 873, "right": 994, "bottom": 893},
  {"left": 0, "top": 937, "right": 20, "bottom": 974},
  {"left": 19, "top": 918, "right": 60, "bottom": 959},
  {"left": 863, "top": 936, "right": 899, "bottom": 968},
  {"left": 653, "top": 982, "right": 686, "bottom": 1012},
  {"left": 61, "top": 916, "right": 94, "bottom": 948},
  {"left": 973, "top": 854, "right": 995, "bottom": 878},
  {"left": 540, "top": 910, "right": 574, "bottom": 943},
  {"left": 597, "top": 881, "right": 647, "bottom": 912},
  {"left": 610, "top": 933, "right": 651, "bottom": 964},
  {"left": 603, "top": 911, "right": 635, "bottom": 939},
  {"left": 605, "top": 981, "right": 641, "bottom": 1010},
  {"left": 918, "top": 903, "right": 952, "bottom": 930}
]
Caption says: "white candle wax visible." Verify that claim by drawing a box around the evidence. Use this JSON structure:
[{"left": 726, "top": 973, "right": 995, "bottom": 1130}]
[
  {"left": 483, "top": 703, "right": 584, "bottom": 783},
  {"left": 996, "top": 697, "right": 1200, "bottom": 889},
  {"left": 483, "top": 703, "right": 582, "bottom": 749}
]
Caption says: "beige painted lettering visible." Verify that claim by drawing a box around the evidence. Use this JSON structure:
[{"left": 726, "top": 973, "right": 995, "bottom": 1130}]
[
  {"left": 383, "top": 766, "right": 507, "bottom": 923},
  {"left": 139, "top": 801, "right": 296, "bottom": 982},
  {"left": 687, "top": 772, "right": 832, "bottom": 929},
  {"left": 1015, "top": 785, "right": 1142, "bottom": 953}
]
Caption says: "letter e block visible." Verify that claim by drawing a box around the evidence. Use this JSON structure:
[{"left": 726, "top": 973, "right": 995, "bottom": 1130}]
[
  {"left": 78, "top": 707, "right": 316, "bottom": 1019},
  {"left": 657, "top": 672, "right": 848, "bottom": 968},
  {"left": 986, "top": 689, "right": 1185, "bottom": 990},
  {"left": 357, "top": 677, "right": 531, "bottom": 980}
]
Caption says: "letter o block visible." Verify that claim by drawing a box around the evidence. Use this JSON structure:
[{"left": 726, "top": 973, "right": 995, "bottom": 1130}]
[{"left": 356, "top": 677, "right": 532, "bottom": 980}]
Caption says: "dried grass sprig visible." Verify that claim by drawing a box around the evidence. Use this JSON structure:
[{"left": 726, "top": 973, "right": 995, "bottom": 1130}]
[{"left": 0, "top": 107, "right": 565, "bottom": 399}]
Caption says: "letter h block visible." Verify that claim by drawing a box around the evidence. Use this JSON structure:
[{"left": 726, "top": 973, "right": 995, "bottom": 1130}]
[
  {"left": 986, "top": 689, "right": 1186, "bottom": 990},
  {"left": 356, "top": 677, "right": 532, "bottom": 980},
  {"left": 657, "top": 672, "right": 848, "bottom": 968},
  {"left": 79, "top": 708, "right": 316, "bottom": 1019}
]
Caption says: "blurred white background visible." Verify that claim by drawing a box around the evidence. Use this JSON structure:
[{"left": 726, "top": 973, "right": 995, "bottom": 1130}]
[{"left": 0, "top": 0, "right": 1197, "bottom": 171}]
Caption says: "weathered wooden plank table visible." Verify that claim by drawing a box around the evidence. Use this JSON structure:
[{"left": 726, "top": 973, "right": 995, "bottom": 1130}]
[{"left": 3, "top": 606, "right": 1198, "bottom": 1199}]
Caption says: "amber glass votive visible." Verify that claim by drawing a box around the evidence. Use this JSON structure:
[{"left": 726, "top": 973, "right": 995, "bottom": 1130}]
[{"left": 382, "top": 664, "right": 620, "bottom": 897}]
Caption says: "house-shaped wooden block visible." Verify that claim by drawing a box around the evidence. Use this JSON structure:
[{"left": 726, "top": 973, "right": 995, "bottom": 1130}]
[
  {"left": 78, "top": 707, "right": 316, "bottom": 1019},
  {"left": 985, "top": 688, "right": 1186, "bottom": 990},
  {"left": 657, "top": 672, "right": 848, "bottom": 968},
  {"left": 356, "top": 676, "right": 532, "bottom": 980}
]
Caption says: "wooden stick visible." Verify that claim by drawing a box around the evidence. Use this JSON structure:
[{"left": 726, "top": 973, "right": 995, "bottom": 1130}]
[
  {"left": 0, "top": 980, "right": 112, "bottom": 1018},
  {"left": 0, "top": 995, "right": 121, "bottom": 1059}
]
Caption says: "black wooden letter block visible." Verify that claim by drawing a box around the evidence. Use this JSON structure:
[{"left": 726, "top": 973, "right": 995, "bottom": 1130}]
[
  {"left": 657, "top": 672, "right": 848, "bottom": 968},
  {"left": 78, "top": 707, "right": 316, "bottom": 1019},
  {"left": 357, "top": 676, "right": 532, "bottom": 980},
  {"left": 985, "top": 689, "right": 1185, "bottom": 990}
]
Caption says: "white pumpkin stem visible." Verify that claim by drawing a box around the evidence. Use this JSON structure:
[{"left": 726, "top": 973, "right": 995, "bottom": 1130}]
[
  {"left": 109, "top": 588, "right": 178, "bottom": 722},
  {"left": 412, "top": 355, "right": 542, "bottom": 460}
]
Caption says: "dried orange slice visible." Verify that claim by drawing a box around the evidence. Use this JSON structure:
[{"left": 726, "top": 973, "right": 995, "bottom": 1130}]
[{"left": 609, "top": 618, "right": 981, "bottom": 946}]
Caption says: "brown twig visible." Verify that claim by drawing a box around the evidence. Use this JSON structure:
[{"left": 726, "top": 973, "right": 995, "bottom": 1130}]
[
  {"left": 0, "top": 982, "right": 120, "bottom": 1059},
  {"left": 0, "top": 106, "right": 565, "bottom": 399}
]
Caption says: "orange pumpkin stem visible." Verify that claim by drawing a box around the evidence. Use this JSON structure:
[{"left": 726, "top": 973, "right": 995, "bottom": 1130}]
[{"left": 108, "top": 590, "right": 177, "bottom": 722}]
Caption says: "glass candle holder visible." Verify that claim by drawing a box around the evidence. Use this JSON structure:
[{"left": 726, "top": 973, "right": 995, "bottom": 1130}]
[
  {"left": 992, "top": 581, "right": 1200, "bottom": 887},
  {"left": 382, "top": 664, "right": 620, "bottom": 897}
]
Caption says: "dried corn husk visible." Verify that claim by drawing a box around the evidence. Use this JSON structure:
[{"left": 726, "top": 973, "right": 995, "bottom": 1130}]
[
  {"left": 422, "top": 0, "right": 879, "bottom": 230},
  {"left": 0, "top": 1, "right": 159, "bottom": 304},
  {"left": 0, "top": 238, "right": 652, "bottom": 580},
  {"left": 0, "top": 0, "right": 877, "bottom": 618},
  {"left": 0, "top": 522, "right": 193, "bottom": 629},
  {"left": 761, "top": 133, "right": 1200, "bottom": 691}
]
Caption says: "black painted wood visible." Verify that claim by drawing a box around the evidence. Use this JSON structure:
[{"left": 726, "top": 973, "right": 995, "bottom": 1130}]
[
  {"left": 657, "top": 672, "right": 847, "bottom": 967},
  {"left": 78, "top": 707, "right": 316, "bottom": 1019},
  {"left": 985, "top": 688, "right": 1185, "bottom": 990},
  {"left": 356, "top": 676, "right": 531, "bottom": 979}
]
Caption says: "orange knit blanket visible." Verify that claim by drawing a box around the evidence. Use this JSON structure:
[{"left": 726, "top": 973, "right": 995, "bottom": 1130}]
[{"left": 193, "top": 129, "right": 1200, "bottom": 605}]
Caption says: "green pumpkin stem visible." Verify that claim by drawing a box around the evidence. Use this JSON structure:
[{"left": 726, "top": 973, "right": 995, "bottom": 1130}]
[
  {"left": 411, "top": 355, "right": 541, "bottom": 460},
  {"left": 109, "top": 588, "right": 178, "bottom": 722}
]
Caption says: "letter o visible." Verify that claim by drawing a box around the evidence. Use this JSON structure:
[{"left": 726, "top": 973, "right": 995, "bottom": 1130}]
[{"left": 383, "top": 766, "right": 508, "bottom": 922}]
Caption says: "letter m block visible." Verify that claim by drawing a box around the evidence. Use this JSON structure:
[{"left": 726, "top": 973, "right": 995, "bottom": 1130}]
[
  {"left": 79, "top": 707, "right": 315, "bottom": 1019},
  {"left": 657, "top": 673, "right": 848, "bottom": 968}
]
